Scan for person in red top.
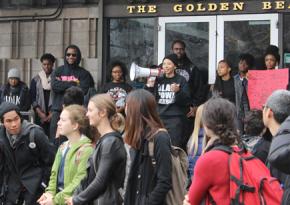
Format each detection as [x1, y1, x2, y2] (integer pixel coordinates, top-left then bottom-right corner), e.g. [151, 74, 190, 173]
[184, 97, 240, 205]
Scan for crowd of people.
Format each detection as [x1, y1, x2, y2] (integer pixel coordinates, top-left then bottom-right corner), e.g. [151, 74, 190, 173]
[0, 40, 289, 205]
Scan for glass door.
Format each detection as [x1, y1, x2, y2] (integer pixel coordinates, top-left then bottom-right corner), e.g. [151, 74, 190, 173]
[158, 14, 279, 84]
[217, 14, 279, 72]
[158, 16, 217, 83]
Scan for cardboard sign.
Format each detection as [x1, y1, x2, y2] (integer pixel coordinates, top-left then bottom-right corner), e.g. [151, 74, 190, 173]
[248, 69, 289, 109]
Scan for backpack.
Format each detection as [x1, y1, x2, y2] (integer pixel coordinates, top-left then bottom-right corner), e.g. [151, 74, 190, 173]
[212, 145, 283, 205]
[148, 128, 188, 205]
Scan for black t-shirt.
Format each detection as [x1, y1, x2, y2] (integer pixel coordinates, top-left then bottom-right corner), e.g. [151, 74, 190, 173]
[154, 74, 190, 116]
[43, 89, 50, 114]
[101, 82, 132, 107]
[221, 78, 235, 104]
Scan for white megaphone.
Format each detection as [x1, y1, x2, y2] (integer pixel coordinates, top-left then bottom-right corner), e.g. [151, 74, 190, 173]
[130, 62, 163, 81]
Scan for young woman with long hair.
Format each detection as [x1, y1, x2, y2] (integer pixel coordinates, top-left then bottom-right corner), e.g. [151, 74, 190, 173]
[38, 105, 94, 205]
[66, 94, 127, 205]
[187, 104, 205, 179]
[124, 89, 172, 205]
[185, 97, 240, 204]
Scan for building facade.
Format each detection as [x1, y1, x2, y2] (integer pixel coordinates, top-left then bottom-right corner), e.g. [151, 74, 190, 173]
[105, 0, 290, 84]
[1, 0, 290, 86]
[0, 0, 101, 86]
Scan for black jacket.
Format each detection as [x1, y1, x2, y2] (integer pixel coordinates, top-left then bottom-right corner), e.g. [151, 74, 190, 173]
[0, 120, 54, 204]
[268, 116, 290, 205]
[0, 81, 31, 111]
[124, 130, 172, 205]
[51, 45, 93, 112]
[73, 132, 127, 205]
[175, 55, 206, 106]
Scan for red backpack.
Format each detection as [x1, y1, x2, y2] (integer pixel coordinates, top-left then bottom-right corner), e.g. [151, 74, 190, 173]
[212, 145, 283, 205]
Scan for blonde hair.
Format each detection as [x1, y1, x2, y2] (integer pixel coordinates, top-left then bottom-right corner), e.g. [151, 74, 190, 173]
[89, 94, 123, 132]
[187, 104, 204, 155]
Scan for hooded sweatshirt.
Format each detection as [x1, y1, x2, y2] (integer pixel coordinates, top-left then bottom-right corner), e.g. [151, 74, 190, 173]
[267, 116, 290, 205]
[0, 119, 54, 203]
[51, 45, 93, 111]
[0, 81, 31, 111]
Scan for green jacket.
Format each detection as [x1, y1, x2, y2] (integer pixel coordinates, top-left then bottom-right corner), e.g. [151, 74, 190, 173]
[46, 136, 94, 205]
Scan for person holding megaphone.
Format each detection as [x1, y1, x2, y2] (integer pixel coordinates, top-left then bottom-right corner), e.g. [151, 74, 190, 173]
[145, 54, 191, 150]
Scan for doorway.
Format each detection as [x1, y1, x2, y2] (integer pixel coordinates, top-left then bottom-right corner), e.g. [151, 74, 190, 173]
[158, 14, 279, 84]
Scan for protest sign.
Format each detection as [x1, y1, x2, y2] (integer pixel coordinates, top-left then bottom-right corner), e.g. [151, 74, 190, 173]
[248, 69, 289, 109]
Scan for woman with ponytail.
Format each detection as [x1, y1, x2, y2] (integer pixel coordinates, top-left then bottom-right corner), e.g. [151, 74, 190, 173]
[66, 94, 127, 205]
[185, 97, 240, 205]
[38, 105, 94, 205]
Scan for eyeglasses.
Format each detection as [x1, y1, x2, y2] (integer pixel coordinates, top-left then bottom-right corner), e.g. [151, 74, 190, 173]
[66, 53, 77, 57]
[262, 104, 271, 110]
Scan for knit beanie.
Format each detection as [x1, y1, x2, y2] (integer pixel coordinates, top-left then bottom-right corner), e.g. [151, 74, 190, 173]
[8, 68, 20, 79]
[163, 54, 179, 67]
[0, 102, 21, 121]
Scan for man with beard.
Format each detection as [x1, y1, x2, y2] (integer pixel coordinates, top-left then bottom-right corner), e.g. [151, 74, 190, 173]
[171, 40, 204, 148]
[234, 53, 254, 134]
[49, 45, 93, 141]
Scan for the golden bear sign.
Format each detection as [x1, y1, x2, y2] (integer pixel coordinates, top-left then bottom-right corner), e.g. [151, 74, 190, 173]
[126, 1, 290, 14]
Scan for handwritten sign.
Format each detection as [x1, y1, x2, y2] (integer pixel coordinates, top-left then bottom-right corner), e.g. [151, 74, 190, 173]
[248, 69, 289, 109]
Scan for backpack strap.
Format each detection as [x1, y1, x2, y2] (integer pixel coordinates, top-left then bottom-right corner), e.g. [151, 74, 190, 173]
[148, 128, 168, 168]
[214, 144, 256, 204]
[75, 143, 94, 165]
[28, 128, 37, 149]
[211, 144, 233, 154]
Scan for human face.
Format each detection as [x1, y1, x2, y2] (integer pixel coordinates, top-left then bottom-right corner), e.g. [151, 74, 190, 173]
[162, 59, 176, 77]
[8, 78, 19, 87]
[265, 54, 277, 70]
[57, 110, 77, 136]
[3, 111, 21, 135]
[86, 101, 101, 127]
[66, 48, 77, 65]
[41, 59, 54, 75]
[172, 42, 185, 59]
[217, 62, 231, 77]
[111, 66, 123, 83]
[238, 60, 249, 73]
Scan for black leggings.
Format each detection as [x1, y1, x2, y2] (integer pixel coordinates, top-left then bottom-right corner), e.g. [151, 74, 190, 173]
[160, 116, 187, 151]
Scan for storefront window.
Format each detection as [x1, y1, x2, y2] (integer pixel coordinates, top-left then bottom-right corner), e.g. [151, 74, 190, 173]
[164, 22, 209, 82]
[109, 18, 155, 70]
[283, 14, 290, 68]
[224, 20, 270, 71]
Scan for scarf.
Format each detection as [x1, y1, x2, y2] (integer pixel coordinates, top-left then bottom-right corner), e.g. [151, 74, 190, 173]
[38, 70, 51, 90]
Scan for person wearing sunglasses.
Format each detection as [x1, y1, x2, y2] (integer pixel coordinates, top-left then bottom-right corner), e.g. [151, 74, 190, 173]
[50, 45, 94, 144]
